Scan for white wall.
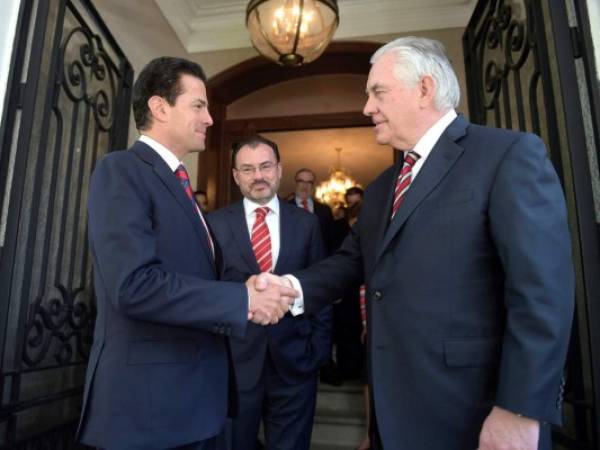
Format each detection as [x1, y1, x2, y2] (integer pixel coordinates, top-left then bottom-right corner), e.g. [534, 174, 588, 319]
[589, 0, 600, 81]
[0, 0, 22, 127]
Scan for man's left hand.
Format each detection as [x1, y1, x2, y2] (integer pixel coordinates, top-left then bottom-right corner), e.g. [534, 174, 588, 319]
[478, 406, 539, 450]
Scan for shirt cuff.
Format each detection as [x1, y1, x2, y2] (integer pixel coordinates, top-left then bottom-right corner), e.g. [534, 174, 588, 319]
[283, 274, 304, 316]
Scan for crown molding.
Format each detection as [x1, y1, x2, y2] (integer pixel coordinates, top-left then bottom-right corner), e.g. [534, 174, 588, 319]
[155, 0, 476, 53]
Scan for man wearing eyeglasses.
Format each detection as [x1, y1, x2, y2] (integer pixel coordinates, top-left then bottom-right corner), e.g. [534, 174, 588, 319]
[208, 136, 333, 450]
[291, 168, 336, 255]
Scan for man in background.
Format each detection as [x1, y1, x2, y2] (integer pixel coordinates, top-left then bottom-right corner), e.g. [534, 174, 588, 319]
[345, 186, 364, 213]
[194, 189, 209, 213]
[291, 168, 335, 255]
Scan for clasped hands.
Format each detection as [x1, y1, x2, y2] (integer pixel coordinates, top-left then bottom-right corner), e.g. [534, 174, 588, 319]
[245, 273, 296, 325]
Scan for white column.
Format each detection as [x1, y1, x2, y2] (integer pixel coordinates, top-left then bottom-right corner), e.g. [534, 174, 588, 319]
[588, 0, 600, 81]
[0, 0, 22, 127]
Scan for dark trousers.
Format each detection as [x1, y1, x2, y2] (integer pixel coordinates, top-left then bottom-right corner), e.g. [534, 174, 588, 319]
[224, 356, 318, 450]
[98, 435, 220, 450]
[173, 436, 221, 450]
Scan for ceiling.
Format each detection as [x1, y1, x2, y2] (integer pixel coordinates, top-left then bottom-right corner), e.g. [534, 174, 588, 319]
[155, 0, 478, 54]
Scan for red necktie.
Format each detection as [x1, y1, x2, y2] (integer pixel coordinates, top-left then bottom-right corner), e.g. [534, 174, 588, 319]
[251, 207, 272, 272]
[175, 164, 214, 255]
[301, 199, 309, 211]
[391, 151, 420, 219]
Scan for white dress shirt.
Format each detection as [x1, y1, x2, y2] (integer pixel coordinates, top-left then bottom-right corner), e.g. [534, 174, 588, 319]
[139, 134, 180, 171]
[138, 134, 214, 255]
[409, 109, 457, 181]
[243, 196, 281, 271]
[285, 109, 459, 315]
[294, 195, 314, 213]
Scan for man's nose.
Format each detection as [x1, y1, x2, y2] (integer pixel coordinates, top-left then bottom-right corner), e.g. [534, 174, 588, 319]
[363, 96, 375, 116]
[205, 110, 214, 126]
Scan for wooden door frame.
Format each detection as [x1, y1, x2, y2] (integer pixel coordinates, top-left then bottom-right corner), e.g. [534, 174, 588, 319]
[202, 41, 381, 208]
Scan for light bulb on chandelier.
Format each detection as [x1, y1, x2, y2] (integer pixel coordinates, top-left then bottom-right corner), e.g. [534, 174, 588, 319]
[315, 147, 361, 208]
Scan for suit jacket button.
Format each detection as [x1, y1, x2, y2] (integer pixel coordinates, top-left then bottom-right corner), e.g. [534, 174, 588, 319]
[372, 291, 383, 301]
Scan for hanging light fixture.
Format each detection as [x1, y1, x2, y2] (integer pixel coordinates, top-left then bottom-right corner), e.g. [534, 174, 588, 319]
[315, 148, 361, 208]
[246, 0, 339, 67]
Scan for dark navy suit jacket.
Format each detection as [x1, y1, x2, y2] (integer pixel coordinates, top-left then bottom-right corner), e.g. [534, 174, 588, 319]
[290, 197, 336, 255]
[294, 115, 575, 450]
[77, 141, 248, 449]
[208, 199, 332, 390]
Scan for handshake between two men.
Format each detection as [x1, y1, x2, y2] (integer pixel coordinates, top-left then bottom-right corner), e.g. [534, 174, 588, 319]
[245, 273, 295, 325]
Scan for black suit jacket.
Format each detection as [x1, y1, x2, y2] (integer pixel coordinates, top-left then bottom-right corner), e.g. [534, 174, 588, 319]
[294, 115, 574, 449]
[78, 142, 247, 449]
[290, 198, 336, 255]
[208, 199, 332, 389]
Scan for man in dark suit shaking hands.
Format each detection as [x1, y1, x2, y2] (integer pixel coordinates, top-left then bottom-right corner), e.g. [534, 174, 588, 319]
[77, 57, 296, 450]
[208, 136, 332, 450]
[260, 37, 574, 450]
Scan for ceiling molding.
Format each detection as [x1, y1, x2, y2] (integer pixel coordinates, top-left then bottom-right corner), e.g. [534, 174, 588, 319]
[155, 0, 477, 54]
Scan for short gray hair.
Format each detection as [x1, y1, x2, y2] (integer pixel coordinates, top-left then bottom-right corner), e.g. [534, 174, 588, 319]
[371, 36, 460, 111]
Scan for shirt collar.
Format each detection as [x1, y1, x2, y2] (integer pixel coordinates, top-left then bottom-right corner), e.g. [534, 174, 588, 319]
[243, 196, 280, 218]
[411, 109, 458, 160]
[295, 196, 313, 207]
[139, 134, 181, 171]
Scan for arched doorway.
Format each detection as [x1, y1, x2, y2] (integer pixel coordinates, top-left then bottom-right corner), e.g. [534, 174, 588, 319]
[201, 41, 381, 207]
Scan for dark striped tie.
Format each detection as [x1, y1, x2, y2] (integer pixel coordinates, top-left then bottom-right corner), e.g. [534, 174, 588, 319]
[174, 164, 214, 255]
[391, 151, 420, 219]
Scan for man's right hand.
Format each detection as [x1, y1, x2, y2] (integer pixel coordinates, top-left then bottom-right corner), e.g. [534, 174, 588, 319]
[246, 274, 298, 325]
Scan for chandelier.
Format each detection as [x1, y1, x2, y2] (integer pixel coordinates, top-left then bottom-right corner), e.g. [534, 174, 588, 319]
[315, 148, 361, 208]
[246, 0, 339, 66]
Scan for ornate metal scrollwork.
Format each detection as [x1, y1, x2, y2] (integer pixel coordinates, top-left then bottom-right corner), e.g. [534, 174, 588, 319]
[471, 0, 542, 131]
[60, 27, 116, 132]
[23, 284, 95, 367]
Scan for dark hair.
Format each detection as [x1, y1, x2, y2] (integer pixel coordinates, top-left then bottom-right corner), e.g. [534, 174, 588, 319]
[193, 189, 207, 197]
[345, 186, 364, 198]
[231, 135, 280, 168]
[295, 168, 316, 181]
[132, 57, 207, 130]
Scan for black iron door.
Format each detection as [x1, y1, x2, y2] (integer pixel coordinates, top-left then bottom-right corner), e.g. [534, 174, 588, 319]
[463, 1, 600, 449]
[0, 0, 132, 448]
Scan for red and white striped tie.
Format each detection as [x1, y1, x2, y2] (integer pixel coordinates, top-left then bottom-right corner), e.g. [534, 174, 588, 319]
[391, 151, 420, 219]
[251, 207, 272, 272]
[175, 164, 214, 256]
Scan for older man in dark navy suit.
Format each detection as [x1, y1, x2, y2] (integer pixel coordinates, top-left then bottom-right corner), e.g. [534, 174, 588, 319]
[261, 37, 574, 450]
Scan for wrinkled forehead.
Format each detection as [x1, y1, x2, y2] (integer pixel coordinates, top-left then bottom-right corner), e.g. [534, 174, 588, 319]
[366, 54, 397, 89]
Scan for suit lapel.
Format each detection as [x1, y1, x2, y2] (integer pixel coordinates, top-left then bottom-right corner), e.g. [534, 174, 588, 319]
[273, 199, 292, 274]
[374, 116, 468, 265]
[228, 201, 261, 273]
[371, 167, 398, 261]
[132, 142, 215, 266]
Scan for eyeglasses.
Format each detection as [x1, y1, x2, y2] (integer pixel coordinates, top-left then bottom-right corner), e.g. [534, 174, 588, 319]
[235, 162, 278, 176]
[295, 179, 314, 185]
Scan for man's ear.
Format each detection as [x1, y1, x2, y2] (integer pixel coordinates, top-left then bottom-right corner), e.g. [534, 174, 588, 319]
[147, 95, 168, 124]
[418, 75, 436, 108]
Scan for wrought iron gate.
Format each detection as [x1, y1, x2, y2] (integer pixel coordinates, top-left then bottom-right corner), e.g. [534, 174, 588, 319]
[0, 0, 132, 448]
[463, 1, 600, 449]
